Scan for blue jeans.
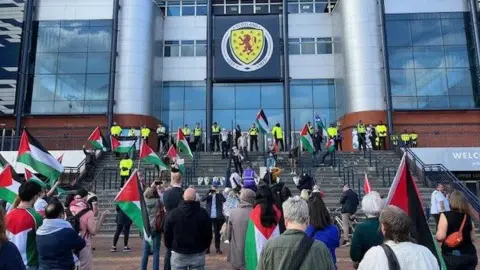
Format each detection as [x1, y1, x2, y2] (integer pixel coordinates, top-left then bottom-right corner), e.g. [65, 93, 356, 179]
[164, 248, 172, 270]
[141, 231, 161, 270]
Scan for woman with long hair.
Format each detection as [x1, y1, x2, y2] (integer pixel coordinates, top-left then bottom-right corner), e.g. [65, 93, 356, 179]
[436, 191, 477, 270]
[0, 206, 26, 269]
[306, 193, 340, 267]
[141, 183, 163, 270]
[245, 185, 282, 270]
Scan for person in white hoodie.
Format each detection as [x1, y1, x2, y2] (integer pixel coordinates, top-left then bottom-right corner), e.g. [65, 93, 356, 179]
[220, 128, 230, 159]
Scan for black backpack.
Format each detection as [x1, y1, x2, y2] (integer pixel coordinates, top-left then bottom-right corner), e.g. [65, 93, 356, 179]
[66, 208, 90, 233]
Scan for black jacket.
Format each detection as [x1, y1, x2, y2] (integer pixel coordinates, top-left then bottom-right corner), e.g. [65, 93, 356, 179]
[164, 201, 212, 254]
[201, 192, 226, 219]
[270, 182, 289, 233]
[115, 205, 132, 225]
[83, 148, 96, 165]
[340, 189, 359, 214]
[163, 187, 184, 212]
[297, 173, 314, 191]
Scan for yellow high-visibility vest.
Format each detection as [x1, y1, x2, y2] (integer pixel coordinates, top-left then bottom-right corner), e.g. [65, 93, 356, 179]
[182, 128, 191, 136]
[141, 128, 150, 138]
[249, 127, 258, 136]
[111, 125, 122, 136]
[327, 127, 338, 137]
[376, 125, 387, 137]
[357, 124, 366, 134]
[212, 126, 220, 134]
[308, 125, 314, 134]
[410, 133, 418, 140]
[194, 128, 202, 136]
[272, 126, 283, 139]
[401, 134, 410, 142]
[119, 159, 133, 176]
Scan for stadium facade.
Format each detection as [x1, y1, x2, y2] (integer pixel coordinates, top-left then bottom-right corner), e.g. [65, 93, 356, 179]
[0, 0, 479, 150]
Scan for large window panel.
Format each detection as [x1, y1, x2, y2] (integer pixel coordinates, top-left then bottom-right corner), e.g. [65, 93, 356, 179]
[35, 53, 58, 74]
[87, 53, 110, 73]
[415, 69, 448, 96]
[181, 40, 195, 56]
[444, 46, 469, 68]
[410, 19, 443, 46]
[300, 38, 315, 54]
[417, 96, 449, 109]
[184, 86, 206, 109]
[31, 101, 55, 113]
[413, 46, 445, 69]
[447, 69, 474, 95]
[236, 85, 260, 109]
[32, 75, 56, 101]
[449, 95, 475, 108]
[291, 109, 313, 130]
[288, 39, 300, 55]
[291, 84, 313, 108]
[392, 97, 417, 109]
[386, 21, 412, 47]
[55, 74, 86, 101]
[213, 86, 235, 109]
[442, 19, 467, 46]
[163, 86, 184, 110]
[57, 53, 87, 74]
[84, 101, 108, 113]
[264, 109, 284, 129]
[37, 26, 60, 52]
[388, 47, 414, 69]
[54, 100, 84, 113]
[235, 109, 259, 129]
[85, 74, 109, 100]
[390, 69, 417, 96]
[184, 110, 206, 127]
[213, 110, 235, 129]
[162, 110, 184, 129]
[87, 27, 111, 52]
[312, 83, 335, 108]
[261, 85, 283, 109]
[59, 26, 89, 52]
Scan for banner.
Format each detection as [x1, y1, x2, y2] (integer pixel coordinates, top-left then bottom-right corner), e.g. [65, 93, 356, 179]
[213, 15, 281, 82]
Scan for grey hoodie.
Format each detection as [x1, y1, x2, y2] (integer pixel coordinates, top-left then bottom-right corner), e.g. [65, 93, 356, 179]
[145, 197, 159, 230]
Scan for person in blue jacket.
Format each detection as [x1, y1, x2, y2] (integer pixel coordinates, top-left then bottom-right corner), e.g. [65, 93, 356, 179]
[306, 192, 340, 267]
[36, 201, 86, 270]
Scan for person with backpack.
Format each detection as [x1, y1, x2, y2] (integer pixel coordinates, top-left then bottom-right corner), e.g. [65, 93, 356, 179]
[111, 205, 132, 252]
[36, 201, 86, 270]
[69, 188, 108, 270]
[141, 183, 164, 270]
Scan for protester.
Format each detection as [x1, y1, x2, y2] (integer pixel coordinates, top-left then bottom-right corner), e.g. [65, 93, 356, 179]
[69, 188, 108, 270]
[37, 201, 86, 270]
[201, 183, 226, 254]
[111, 204, 132, 252]
[257, 196, 335, 270]
[221, 128, 229, 159]
[34, 181, 60, 217]
[227, 189, 255, 270]
[0, 203, 26, 270]
[306, 193, 340, 267]
[430, 183, 450, 226]
[232, 147, 243, 174]
[162, 171, 184, 270]
[222, 189, 239, 227]
[339, 184, 359, 246]
[358, 205, 439, 270]
[319, 136, 335, 167]
[436, 191, 477, 270]
[141, 183, 164, 270]
[271, 177, 291, 234]
[5, 181, 42, 269]
[234, 125, 242, 148]
[288, 145, 299, 175]
[164, 188, 212, 270]
[238, 133, 248, 159]
[229, 168, 243, 192]
[350, 191, 384, 268]
[294, 172, 315, 192]
[83, 145, 97, 177]
[242, 165, 260, 192]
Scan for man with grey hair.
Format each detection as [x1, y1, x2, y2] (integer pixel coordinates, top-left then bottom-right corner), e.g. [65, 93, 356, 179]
[358, 205, 439, 270]
[257, 196, 335, 270]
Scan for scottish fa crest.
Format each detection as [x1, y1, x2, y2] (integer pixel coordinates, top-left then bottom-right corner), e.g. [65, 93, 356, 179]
[221, 22, 274, 72]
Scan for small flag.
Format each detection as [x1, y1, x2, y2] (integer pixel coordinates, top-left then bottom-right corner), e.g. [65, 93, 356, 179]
[17, 130, 64, 180]
[88, 127, 107, 151]
[255, 109, 269, 134]
[0, 165, 21, 204]
[111, 136, 136, 153]
[314, 113, 328, 138]
[385, 153, 446, 269]
[25, 168, 48, 188]
[300, 124, 315, 154]
[326, 137, 335, 153]
[363, 172, 371, 194]
[114, 170, 151, 243]
[166, 146, 185, 173]
[57, 154, 64, 164]
[177, 129, 193, 159]
[139, 140, 168, 171]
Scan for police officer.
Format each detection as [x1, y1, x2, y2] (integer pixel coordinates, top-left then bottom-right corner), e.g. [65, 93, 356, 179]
[182, 124, 191, 143]
[119, 154, 133, 188]
[193, 122, 202, 151]
[211, 122, 221, 152]
[141, 124, 150, 144]
[249, 123, 259, 152]
[375, 121, 388, 150]
[156, 123, 166, 152]
[272, 123, 284, 151]
[357, 120, 367, 151]
[128, 127, 136, 137]
[111, 122, 122, 138]
[410, 131, 418, 148]
[307, 121, 314, 136]
[401, 130, 411, 147]
[327, 124, 338, 150]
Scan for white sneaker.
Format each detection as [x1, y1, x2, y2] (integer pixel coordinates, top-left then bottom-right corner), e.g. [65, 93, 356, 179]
[224, 240, 229, 243]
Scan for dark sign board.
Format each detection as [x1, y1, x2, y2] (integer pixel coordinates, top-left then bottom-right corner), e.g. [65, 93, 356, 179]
[213, 14, 282, 82]
[453, 171, 480, 181]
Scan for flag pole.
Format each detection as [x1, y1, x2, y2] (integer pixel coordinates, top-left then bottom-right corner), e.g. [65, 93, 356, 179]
[137, 138, 143, 170]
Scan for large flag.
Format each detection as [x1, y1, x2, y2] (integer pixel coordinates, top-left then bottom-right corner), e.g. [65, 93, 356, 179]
[300, 124, 315, 154]
[363, 172, 371, 194]
[110, 136, 135, 153]
[88, 127, 107, 150]
[245, 205, 281, 270]
[177, 128, 193, 159]
[314, 113, 328, 138]
[17, 130, 64, 180]
[166, 146, 185, 173]
[385, 154, 446, 269]
[0, 165, 21, 204]
[24, 168, 48, 188]
[114, 170, 151, 243]
[139, 140, 168, 171]
[255, 109, 269, 134]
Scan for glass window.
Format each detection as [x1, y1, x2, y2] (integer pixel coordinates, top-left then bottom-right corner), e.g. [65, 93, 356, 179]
[87, 27, 111, 52]
[184, 86, 206, 109]
[415, 69, 448, 96]
[195, 40, 206, 56]
[314, 1, 327, 13]
[181, 40, 195, 57]
[291, 109, 313, 130]
[410, 19, 442, 46]
[241, 5, 254, 14]
[31, 101, 55, 114]
[270, 4, 282, 13]
[235, 110, 258, 129]
[413, 46, 445, 69]
[392, 97, 417, 109]
[59, 26, 88, 52]
[84, 100, 107, 113]
[87, 53, 110, 73]
[167, 5, 181, 16]
[449, 95, 475, 108]
[196, 5, 207, 15]
[32, 75, 56, 101]
[182, 5, 195, 15]
[288, 38, 300, 55]
[417, 96, 449, 108]
[162, 110, 184, 129]
[300, 38, 315, 54]
[300, 3, 313, 13]
[291, 84, 313, 108]
[235, 85, 260, 109]
[288, 3, 298, 13]
[54, 100, 84, 113]
[313, 83, 335, 108]
[316, 41, 332, 54]
[264, 109, 284, 129]
[444, 46, 469, 68]
[226, 5, 239, 14]
[447, 69, 474, 96]
[163, 86, 184, 110]
[213, 110, 235, 129]
[442, 19, 467, 46]
[213, 86, 235, 109]
[35, 53, 58, 74]
[255, 5, 268, 13]
[184, 110, 206, 127]
[55, 74, 86, 101]
[164, 41, 180, 57]
[37, 26, 60, 52]
[57, 53, 87, 74]
[386, 21, 412, 47]
[388, 47, 414, 69]
[85, 74, 109, 100]
[213, 6, 225, 14]
[390, 69, 417, 96]
[261, 85, 283, 109]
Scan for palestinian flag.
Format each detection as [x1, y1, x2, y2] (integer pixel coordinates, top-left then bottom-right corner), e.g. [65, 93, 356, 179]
[177, 128, 193, 159]
[245, 205, 281, 270]
[139, 140, 168, 171]
[88, 127, 107, 150]
[111, 136, 135, 153]
[314, 113, 328, 137]
[17, 130, 64, 180]
[300, 124, 315, 154]
[114, 170, 151, 243]
[363, 172, 371, 194]
[326, 137, 335, 153]
[0, 165, 21, 204]
[166, 146, 185, 173]
[24, 168, 47, 188]
[385, 153, 446, 269]
[255, 109, 269, 134]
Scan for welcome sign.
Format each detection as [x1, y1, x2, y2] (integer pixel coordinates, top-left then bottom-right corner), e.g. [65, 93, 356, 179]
[410, 148, 480, 171]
